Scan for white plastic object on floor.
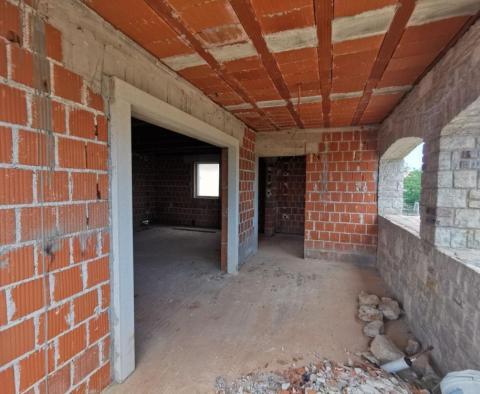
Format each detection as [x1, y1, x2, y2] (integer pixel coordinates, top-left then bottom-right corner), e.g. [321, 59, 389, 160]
[381, 357, 412, 373]
[440, 370, 480, 394]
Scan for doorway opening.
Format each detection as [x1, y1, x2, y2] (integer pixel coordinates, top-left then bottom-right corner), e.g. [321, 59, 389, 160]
[108, 77, 240, 382]
[258, 156, 306, 257]
[130, 118, 226, 364]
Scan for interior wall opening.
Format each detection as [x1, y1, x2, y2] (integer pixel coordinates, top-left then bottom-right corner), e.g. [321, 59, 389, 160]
[130, 118, 226, 363]
[258, 156, 306, 257]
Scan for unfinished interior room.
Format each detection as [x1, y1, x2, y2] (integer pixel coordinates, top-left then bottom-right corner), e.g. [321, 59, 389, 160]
[0, 0, 479, 393]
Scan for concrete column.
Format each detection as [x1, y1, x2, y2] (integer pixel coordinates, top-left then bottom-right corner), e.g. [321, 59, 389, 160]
[220, 148, 228, 271]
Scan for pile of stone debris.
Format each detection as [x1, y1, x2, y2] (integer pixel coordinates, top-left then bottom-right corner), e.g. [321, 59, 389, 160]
[215, 359, 421, 394]
[356, 291, 441, 392]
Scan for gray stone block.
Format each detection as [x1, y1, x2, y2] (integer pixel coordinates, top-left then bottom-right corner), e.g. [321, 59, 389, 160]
[454, 170, 477, 188]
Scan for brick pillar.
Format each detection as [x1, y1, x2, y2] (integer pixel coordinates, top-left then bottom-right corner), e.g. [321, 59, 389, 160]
[264, 158, 276, 236]
[220, 148, 228, 271]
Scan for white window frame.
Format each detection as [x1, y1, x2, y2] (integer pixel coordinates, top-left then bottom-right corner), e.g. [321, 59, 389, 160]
[194, 161, 220, 199]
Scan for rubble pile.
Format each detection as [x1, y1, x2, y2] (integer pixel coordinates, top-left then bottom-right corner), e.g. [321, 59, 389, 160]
[357, 291, 402, 338]
[356, 292, 441, 391]
[215, 292, 439, 393]
[215, 359, 418, 394]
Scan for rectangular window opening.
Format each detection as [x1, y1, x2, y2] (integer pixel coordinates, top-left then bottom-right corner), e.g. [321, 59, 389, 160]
[195, 162, 220, 198]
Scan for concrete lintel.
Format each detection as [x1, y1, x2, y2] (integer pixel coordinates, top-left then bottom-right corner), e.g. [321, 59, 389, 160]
[256, 126, 379, 157]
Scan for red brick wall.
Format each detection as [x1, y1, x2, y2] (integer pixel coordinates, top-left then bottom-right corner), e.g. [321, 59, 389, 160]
[304, 129, 378, 263]
[132, 154, 221, 229]
[0, 2, 111, 393]
[239, 128, 256, 262]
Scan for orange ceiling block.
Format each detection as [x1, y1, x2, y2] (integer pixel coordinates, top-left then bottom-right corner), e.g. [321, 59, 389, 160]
[298, 102, 323, 124]
[86, 0, 193, 58]
[250, 0, 311, 16]
[394, 16, 468, 60]
[169, 0, 248, 47]
[229, 68, 271, 82]
[334, 50, 378, 78]
[259, 9, 314, 34]
[297, 81, 322, 97]
[387, 52, 438, 73]
[331, 97, 360, 116]
[169, 0, 238, 31]
[223, 56, 263, 72]
[178, 64, 216, 80]
[248, 88, 282, 101]
[275, 47, 317, 64]
[240, 76, 277, 90]
[275, 48, 319, 95]
[363, 91, 405, 115]
[334, 0, 398, 18]
[332, 75, 368, 94]
[196, 24, 248, 46]
[378, 16, 469, 88]
[284, 71, 320, 87]
[333, 35, 384, 56]
[377, 67, 424, 88]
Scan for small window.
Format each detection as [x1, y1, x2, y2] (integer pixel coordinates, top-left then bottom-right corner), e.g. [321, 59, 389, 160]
[195, 163, 220, 198]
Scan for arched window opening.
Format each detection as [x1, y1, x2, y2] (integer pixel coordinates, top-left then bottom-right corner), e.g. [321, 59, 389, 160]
[402, 143, 423, 216]
[378, 137, 424, 233]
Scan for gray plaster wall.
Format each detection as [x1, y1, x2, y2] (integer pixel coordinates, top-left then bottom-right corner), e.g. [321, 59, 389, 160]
[377, 217, 480, 373]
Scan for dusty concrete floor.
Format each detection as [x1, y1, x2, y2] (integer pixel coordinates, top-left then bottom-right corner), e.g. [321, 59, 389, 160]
[106, 226, 409, 394]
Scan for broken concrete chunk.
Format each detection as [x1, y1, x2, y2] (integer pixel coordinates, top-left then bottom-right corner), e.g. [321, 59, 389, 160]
[379, 297, 401, 320]
[370, 335, 405, 363]
[363, 320, 384, 338]
[405, 339, 420, 356]
[359, 351, 380, 365]
[358, 304, 383, 322]
[358, 291, 380, 306]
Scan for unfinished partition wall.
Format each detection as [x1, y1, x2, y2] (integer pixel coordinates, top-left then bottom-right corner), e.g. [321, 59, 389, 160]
[377, 20, 480, 373]
[304, 129, 378, 264]
[238, 128, 257, 263]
